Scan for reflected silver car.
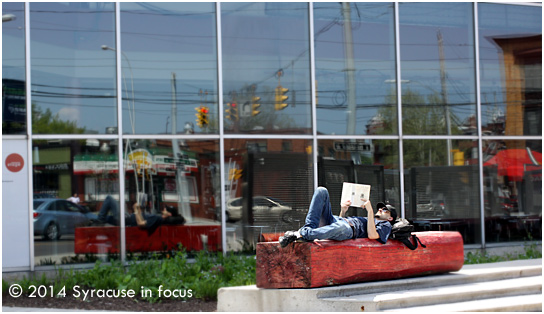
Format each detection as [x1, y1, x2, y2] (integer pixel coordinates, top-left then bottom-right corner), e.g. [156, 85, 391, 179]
[226, 196, 295, 223]
[33, 198, 98, 240]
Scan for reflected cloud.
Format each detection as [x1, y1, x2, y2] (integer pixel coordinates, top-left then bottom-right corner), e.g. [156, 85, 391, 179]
[58, 107, 80, 123]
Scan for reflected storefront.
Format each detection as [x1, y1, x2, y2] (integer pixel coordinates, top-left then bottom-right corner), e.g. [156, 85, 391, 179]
[484, 140, 542, 243]
[478, 4, 542, 137]
[2, 2, 541, 269]
[32, 139, 121, 265]
[403, 139, 481, 244]
[120, 139, 222, 254]
[223, 139, 313, 250]
[32, 138, 222, 265]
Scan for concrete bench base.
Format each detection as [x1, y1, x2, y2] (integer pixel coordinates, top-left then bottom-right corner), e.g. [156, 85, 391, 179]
[256, 231, 464, 289]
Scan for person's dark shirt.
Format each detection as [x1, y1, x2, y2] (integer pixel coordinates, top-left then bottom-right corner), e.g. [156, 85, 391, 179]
[163, 215, 186, 225]
[345, 217, 392, 244]
[124, 213, 186, 233]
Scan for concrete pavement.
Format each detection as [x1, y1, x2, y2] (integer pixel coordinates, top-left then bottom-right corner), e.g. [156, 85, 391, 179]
[217, 258, 542, 312]
[3, 258, 542, 312]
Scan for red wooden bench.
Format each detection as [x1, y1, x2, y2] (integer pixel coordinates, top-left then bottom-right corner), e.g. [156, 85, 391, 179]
[256, 231, 464, 288]
[74, 225, 221, 254]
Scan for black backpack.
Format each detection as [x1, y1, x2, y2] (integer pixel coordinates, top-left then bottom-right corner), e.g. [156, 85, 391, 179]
[390, 218, 427, 250]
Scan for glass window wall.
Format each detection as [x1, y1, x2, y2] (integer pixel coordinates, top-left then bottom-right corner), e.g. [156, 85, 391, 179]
[403, 139, 481, 244]
[478, 3, 542, 136]
[32, 139, 120, 265]
[2, 2, 26, 135]
[317, 139, 401, 217]
[4, 2, 544, 269]
[314, 3, 397, 135]
[221, 3, 312, 134]
[30, 3, 116, 134]
[122, 138, 221, 255]
[399, 3, 477, 137]
[119, 3, 218, 135]
[224, 138, 314, 250]
[483, 139, 542, 242]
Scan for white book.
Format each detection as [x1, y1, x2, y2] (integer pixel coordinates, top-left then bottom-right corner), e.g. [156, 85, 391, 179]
[341, 182, 371, 207]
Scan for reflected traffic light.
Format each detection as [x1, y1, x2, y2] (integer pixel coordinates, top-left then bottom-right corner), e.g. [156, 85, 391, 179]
[225, 102, 239, 121]
[275, 85, 289, 110]
[195, 106, 209, 128]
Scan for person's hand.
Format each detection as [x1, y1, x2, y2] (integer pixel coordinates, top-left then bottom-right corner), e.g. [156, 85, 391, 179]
[360, 198, 370, 209]
[341, 199, 351, 211]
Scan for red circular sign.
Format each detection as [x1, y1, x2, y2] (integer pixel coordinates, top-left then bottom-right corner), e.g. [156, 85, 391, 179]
[5, 153, 24, 173]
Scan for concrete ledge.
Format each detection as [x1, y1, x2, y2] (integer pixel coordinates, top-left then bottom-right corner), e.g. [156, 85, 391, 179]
[217, 259, 542, 312]
[320, 276, 542, 311]
[383, 294, 543, 312]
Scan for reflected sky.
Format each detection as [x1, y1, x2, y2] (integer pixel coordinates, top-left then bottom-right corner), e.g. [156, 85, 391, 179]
[30, 2, 116, 134]
[314, 2, 396, 135]
[7, 2, 541, 136]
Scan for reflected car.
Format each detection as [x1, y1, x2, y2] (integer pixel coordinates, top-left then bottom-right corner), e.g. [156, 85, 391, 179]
[33, 198, 98, 240]
[431, 199, 448, 216]
[417, 199, 448, 217]
[225, 196, 298, 223]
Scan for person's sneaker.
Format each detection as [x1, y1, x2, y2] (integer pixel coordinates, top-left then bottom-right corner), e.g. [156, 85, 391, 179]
[279, 231, 298, 248]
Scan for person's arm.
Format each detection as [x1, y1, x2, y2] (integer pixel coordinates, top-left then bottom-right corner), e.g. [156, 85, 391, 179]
[339, 200, 351, 218]
[133, 204, 147, 227]
[362, 200, 380, 240]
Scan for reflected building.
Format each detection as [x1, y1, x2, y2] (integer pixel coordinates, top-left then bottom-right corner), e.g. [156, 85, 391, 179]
[2, 2, 541, 271]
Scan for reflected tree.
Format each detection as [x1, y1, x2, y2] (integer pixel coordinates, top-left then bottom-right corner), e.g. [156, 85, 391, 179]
[377, 88, 462, 168]
[32, 104, 86, 134]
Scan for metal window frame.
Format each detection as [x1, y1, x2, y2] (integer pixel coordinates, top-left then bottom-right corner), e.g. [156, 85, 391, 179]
[11, 1, 543, 270]
[309, 2, 318, 192]
[114, 2, 126, 263]
[473, 2, 486, 248]
[216, 2, 227, 255]
[394, 2, 405, 219]
[25, 1, 34, 271]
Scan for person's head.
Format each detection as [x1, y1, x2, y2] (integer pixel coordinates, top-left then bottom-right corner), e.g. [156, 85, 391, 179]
[375, 202, 397, 222]
[162, 205, 179, 218]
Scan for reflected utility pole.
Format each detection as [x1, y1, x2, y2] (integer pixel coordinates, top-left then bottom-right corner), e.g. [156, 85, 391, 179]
[171, 73, 192, 222]
[342, 2, 360, 165]
[437, 29, 452, 165]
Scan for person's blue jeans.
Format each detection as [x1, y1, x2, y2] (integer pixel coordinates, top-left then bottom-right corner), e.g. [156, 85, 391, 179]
[97, 195, 120, 226]
[298, 187, 353, 241]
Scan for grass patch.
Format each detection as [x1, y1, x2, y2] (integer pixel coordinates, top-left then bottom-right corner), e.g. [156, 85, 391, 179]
[5, 249, 256, 303]
[465, 242, 542, 265]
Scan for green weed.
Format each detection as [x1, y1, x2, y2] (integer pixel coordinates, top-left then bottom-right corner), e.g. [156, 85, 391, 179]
[465, 243, 542, 264]
[9, 249, 256, 303]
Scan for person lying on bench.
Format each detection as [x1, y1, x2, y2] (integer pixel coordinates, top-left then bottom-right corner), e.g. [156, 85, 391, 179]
[279, 187, 397, 248]
[95, 196, 185, 231]
[132, 204, 186, 229]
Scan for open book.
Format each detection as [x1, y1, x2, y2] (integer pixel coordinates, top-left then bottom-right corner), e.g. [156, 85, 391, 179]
[341, 182, 371, 207]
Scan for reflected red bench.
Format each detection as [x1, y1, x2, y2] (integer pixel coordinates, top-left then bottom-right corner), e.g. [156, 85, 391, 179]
[257, 231, 464, 289]
[74, 225, 221, 254]
[259, 232, 282, 242]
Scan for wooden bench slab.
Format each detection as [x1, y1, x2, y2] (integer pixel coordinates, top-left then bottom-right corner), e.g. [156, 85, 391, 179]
[256, 231, 464, 289]
[74, 225, 221, 254]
